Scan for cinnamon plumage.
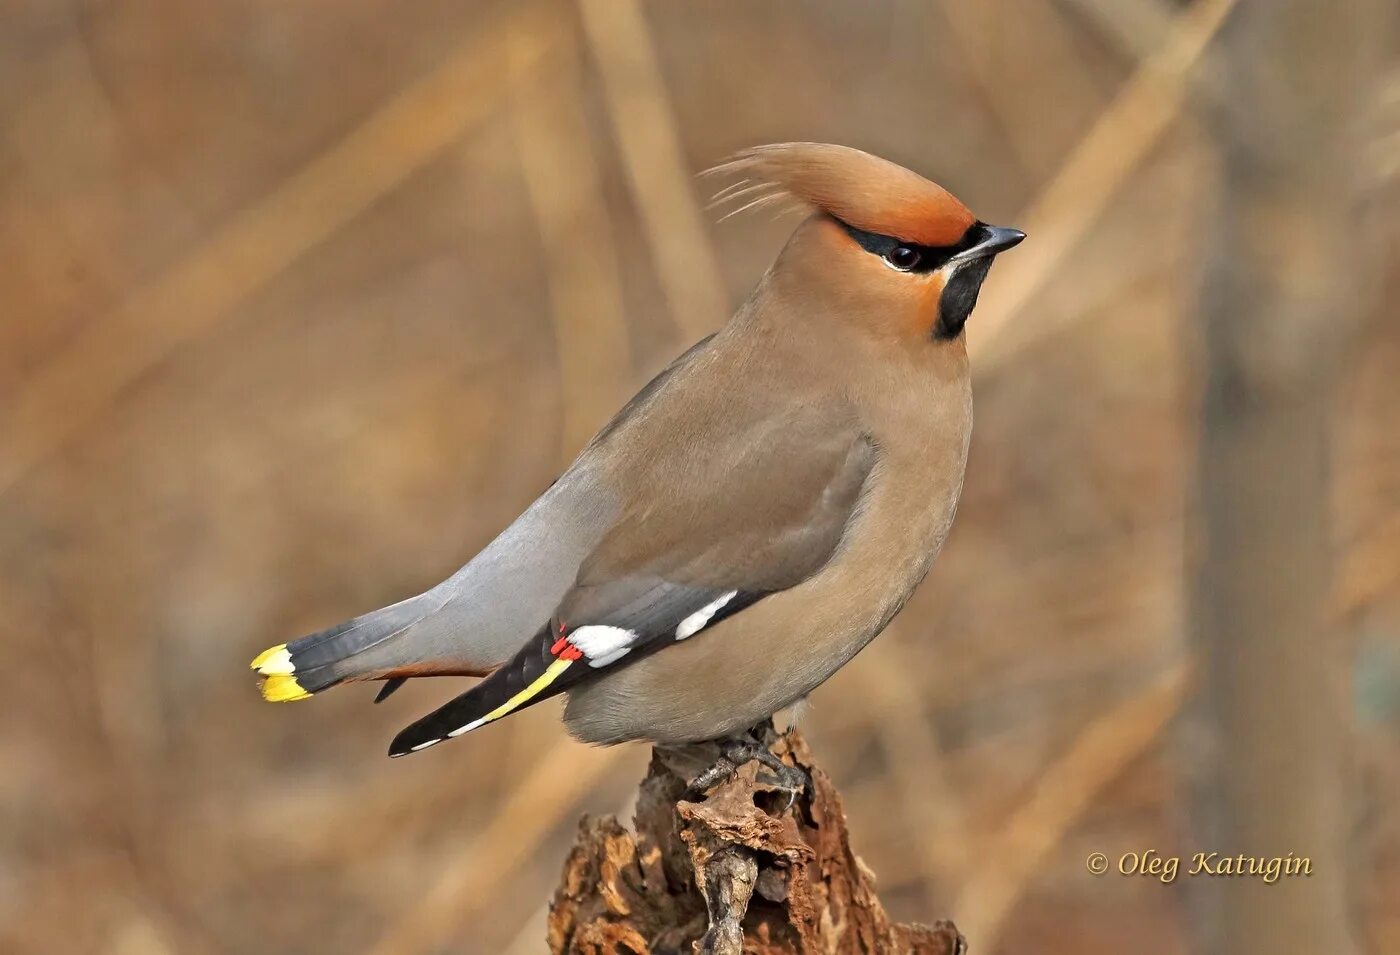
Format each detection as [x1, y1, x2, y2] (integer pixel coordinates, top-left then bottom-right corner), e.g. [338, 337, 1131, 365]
[251, 142, 1024, 760]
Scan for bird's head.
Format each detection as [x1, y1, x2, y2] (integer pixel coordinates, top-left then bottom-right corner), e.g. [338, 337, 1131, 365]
[711, 143, 1024, 343]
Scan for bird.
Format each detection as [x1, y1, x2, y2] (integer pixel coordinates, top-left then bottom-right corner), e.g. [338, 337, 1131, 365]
[250, 142, 1024, 770]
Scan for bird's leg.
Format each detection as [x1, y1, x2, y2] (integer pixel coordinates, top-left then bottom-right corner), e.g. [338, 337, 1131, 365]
[747, 745, 810, 804]
[685, 739, 747, 795]
[686, 727, 810, 804]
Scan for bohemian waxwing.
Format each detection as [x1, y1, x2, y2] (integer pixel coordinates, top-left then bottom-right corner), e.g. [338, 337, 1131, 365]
[251, 142, 1024, 759]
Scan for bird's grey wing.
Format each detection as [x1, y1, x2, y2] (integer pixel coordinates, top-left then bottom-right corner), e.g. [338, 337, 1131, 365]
[390, 335, 722, 669]
[268, 464, 618, 698]
[388, 405, 875, 755]
[383, 467, 616, 666]
[261, 338, 721, 697]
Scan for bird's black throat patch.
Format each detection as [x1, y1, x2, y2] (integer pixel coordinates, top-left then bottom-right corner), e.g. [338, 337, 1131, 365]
[935, 257, 993, 340]
[837, 218, 1001, 340]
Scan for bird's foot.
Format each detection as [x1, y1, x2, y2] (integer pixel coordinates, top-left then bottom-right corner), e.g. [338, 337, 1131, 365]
[686, 732, 810, 808]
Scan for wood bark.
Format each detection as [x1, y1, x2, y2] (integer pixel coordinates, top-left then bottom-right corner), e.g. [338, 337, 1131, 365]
[547, 726, 964, 955]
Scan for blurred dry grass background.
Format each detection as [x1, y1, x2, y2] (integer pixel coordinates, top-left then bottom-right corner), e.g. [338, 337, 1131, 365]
[1, 1, 1398, 953]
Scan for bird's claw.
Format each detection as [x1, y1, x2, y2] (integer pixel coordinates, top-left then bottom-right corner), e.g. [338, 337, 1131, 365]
[752, 754, 809, 810]
[686, 735, 809, 809]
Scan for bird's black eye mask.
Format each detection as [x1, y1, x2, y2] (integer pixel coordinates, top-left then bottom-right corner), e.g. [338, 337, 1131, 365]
[838, 219, 999, 340]
[839, 220, 982, 273]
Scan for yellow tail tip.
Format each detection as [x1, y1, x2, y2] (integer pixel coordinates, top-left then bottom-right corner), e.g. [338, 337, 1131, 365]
[250, 644, 294, 675]
[259, 673, 312, 702]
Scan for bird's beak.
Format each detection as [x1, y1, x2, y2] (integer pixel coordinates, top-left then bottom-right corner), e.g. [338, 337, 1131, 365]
[949, 223, 1026, 266]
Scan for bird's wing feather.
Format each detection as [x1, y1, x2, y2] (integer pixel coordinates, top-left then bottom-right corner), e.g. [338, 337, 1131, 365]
[259, 340, 727, 703]
[359, 338, 725, 680]
[389, 393, 875, 755]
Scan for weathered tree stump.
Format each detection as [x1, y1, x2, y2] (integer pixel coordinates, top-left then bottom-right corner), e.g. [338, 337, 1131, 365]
[548, 724, 965, 955]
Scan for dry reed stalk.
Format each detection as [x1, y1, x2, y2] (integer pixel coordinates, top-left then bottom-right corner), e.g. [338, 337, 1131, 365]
[1363, 67, 1400, 192]
[238, 714, 530, 867]
[849, 636, 972, 889]
[939, 0, 1104, 177]
[969, 0, 1238, 373]
[1340, 511, 1400, 618]
[0, 10, 552, 498]
[509, 24, 634, 461]
[951, 665, 1189, 950]
[1051, 0, 1176, 62]
[0, 577, 219, 955]
[501, 901, 551, 955]
[364, 738, 633, 955]
[575, 0, 730, 344]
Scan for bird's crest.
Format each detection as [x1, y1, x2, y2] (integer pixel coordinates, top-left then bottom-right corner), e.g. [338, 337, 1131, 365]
[706, 143, 974, 247]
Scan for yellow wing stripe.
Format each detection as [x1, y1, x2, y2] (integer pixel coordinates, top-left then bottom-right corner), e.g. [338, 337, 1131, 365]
[454, 657, 575, 735]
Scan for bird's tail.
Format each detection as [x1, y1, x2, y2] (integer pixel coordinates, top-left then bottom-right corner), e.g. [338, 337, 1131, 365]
[250, 595, 436, 702]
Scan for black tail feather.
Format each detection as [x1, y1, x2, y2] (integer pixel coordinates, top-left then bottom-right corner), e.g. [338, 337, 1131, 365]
[374, 678, 407, 703]
[270, 595, 432, 695]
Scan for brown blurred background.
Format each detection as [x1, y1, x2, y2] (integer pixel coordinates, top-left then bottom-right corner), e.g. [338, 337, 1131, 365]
[2, 1, 1398, 953]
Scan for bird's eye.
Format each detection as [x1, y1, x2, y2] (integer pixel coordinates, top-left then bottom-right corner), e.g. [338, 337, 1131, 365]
[886, 246, 921, 271]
